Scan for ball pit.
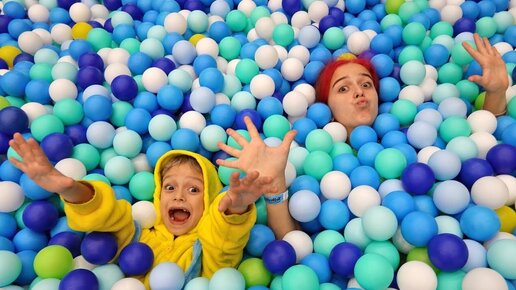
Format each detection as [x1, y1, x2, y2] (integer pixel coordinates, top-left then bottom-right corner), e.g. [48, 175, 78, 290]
[0, 0, 515, 289]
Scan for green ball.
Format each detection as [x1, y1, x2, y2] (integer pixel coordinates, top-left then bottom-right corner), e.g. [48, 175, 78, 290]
[225, 10, 247, 32]
[113, 130, 143, 158]
[402, 22, 426, 45]
[305, 129, 334, 153]
[398, 45, 424, 65]
[384, 0, 404, 14]
[219, 36, 241, 61]
[255, 197, 268, 225]
[374, 148, 407, 179]
[362, 205, 399, 241]
[104, 155, 135, 185]
[235, 59, 259, 84]
[87, 28, 113, 51]
[344, 218, 372, 250]
[30, 114, 65, 141]
[507, 94, 516, 119]
[430, 21, 454, 39]
[390, 99, 417, 126]
[438, 62, 463, 84]
[313, 230, 345, 258]
[330, 142, 353, 158]
[354, 253, 394, 290]
[82, 173, 111, 185]
[263, 115, 291, 139]
[129, 171, 155, 201]
[72, 143, 100, 171]
[272, 23, 294, 47]
[303, 150, 333, 181]
[493, 11, 514, 34]
[223, 74, 242, 98]
[320, 283, 341, 290]
[322, 27, 345, 50]
[120, 38, 141, 54]
[100, 147, 118, 168]
[250, 6, 271, 26]
[365, 241, 400, 270]
[456, 80, 479, 103]
[487, 239, 516, 279]
[53, 99, 84, 125]
[5, 97, 25, 108]
[407, 247, 438, 272]
[398, 1, 420, 23]
[29, 63, 53, 82]
[437, 271, 465, 290]
[217, 158, 244, 186]
[227, 129, 251, 150]
[438, 116, 472, 143]
[33, 245, 73, 279]
[110, 101, 133, 127]
[380, 14, 402, 30]
[0, 250, 22, 287]
[200, 125, 227, 152]
[238, 258, 272, 287]
[476, 17, 497, 38]
[289, 146, 309, 175]
[282, 265, 319, 290]
[419, 36, 432, 51]
[451, 42, 474, 66]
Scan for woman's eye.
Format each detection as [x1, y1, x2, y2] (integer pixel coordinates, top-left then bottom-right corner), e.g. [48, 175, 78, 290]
[362, 82, 372, 88]
[338, 86, 348, 92]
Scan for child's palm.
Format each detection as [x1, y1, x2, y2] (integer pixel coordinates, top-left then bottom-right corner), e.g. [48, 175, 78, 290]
[219, 171, 275, 213]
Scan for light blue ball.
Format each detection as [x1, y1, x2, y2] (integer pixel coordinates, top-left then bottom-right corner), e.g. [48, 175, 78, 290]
[86, 121, 116, 149]
[377, 179, 404, 198]
[104, 156, 135, 185]
[432, 180, 470, 215]
[148, 114, 177, 142]
[149, 262, 185, 290]
[435, 215, 462, 238]
[289, 190, 321, 223]
[298, 25, 321, 49]
[427, 149, 461, 181]
[113, 129, 143, 158]
[0, 250, 22, 287]
[431, 83, 460, 104]
[209, 268, 245, 290]
[406, 121, 437, 149]
[190, 86, 216, 113]
[438, 97, 467, 118]
[31, 278, 60, 290]
[185, 277, 209, 290]
[318, 199, 349, 231]
[462, 239, 487, 272]
[414, 108, 442, 129]
[92, 264, 125, 290]
[172, 40, 197, 65]
[231, 91, 257, 111]
[210, 0, 231, 18]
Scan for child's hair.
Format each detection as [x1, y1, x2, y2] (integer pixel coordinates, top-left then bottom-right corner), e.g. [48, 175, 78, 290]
[160, 155, 202, 178]
[315, 58, 379, 104]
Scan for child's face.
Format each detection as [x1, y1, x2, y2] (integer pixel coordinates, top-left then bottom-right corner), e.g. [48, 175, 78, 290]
[159, 163, 205, 236]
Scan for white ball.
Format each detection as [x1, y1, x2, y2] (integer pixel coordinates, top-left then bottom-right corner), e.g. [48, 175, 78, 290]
[111, 278, 146, 290]
[493, 42, 513, 56]
[178, 111, 206, 134]
[399, 85, 425, 106]
[49, 79, 78, 101]
[497, 174, 516, 206]
[90, 4, 109, 19]
[0, 181, 25, 213]
[467, 110, 497, 134]
[397, 261, 437, 290]
[323, 122, 347, 143]
[417, 146, 441, 164]
[281, 58, 304, 82]
[441, 4, 462, 24]
[226, 59, 239, 76]
[33, 28, 52, 45]
[347, 185, 381, 217]
[308, 0, 329, 22]
[254, 45, 278, 70]
[291, 11, 311, 29]
[424, 64, 439, 80]
[288, 190, 321, 222]
[285, 161, 296, 187]
[69, 3, 92, 23]
[271, 11, 288, 24]
[320, 171, 351, 200]
[347, 31, 370, 55]
[73, 255, 96, 270]
[255, 17, 275, 40]
[132, 201, 157, 229]
[51, 24, 72, 44]
[363, 29, 377, 40]
[164, 13, 187, 34]
[237, 0, 256, 16]
[96, 48, 111, 66]
[132, 153, 152, 173]
[471, 176, 509, 209]
[429, 0, 447, 10]
[288, 45, 310, 65]
[462, 268, 508, 290]
[142, 67, 169, 93]
[195, 37, 218, 58]
[215, 93, 230, 105]
[216, 57, 228, 73]
[469, 132, 497, 158]
[294, 83, 316, 105]
[392, 228, 415, 254]
[21, 102, 49, 124]
[250, 74, 275, 99]
[283, 230, 313, 262]
[28, 4, 50, 23]
[267, 0, 282, 10]
[107, 48, 130, 65]
[18, 31, 44, 55]
[282, 91, 308, 117]
[104, 63, 131, 84]
[55, 158, 87, 180]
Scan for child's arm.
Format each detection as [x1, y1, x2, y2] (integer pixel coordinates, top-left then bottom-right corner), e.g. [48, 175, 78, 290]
[9, 133, 93, 203]
[217, 116, 298, 239]
[462, 33, 509, 116]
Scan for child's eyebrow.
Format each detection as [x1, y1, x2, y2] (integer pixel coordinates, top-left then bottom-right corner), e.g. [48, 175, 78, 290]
[162, 174, 204, 184]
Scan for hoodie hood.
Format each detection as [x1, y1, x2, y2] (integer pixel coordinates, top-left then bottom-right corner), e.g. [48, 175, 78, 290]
[152, 150, 222, 235]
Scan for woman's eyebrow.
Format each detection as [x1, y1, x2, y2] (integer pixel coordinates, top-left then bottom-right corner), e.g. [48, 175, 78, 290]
[332, 73, 373, 88]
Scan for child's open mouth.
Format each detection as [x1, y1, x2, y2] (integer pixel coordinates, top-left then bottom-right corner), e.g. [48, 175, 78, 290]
[169, 208, 191, 224]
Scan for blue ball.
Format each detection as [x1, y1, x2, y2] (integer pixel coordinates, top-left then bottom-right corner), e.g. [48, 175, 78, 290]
[3, 1, 26, 19]
[379, 77, 400, 102]
[193, 54, 217, 75]
[157, 85, 184, 112]
[505, 25, 516, 46]
[458, 158, 494, 188]
[0, 236, 14, 251]
[289, 175, 321, 196]
[125, 108, 152, 134]
[128, 52, 153, 75]
[382, 190, 415, 222]
[40, 133, 74, 162]
[486, 144, 516, 174]
[25, 80, 51, 104]
[319, 199, 350, 231]
[502, 122, 516, 146]
[208, 20, 231, 42]
[81, 232, 118, 265]
[171, 128, 199, 152]
[393, 143, 417, 165]
[373, 113, 400, 138]
[301, 253, 332, 283]
[424, 44, 449, 68]
[15, 250, 37, 285]
[292, 118, 317, 145]
[210, 104, 236, 129]
[370, 34, 393, 55]
[78, 52, 104, 70]
[84, 95, 113, 121]
[304, 61, 325, 84]
[199, 67, 225, 93]
[428, 233, 468, 271]
[68, 40, 93, 60]
[256, 97, 283, 120]
[328, 242, 362, 277]
[0, 106, 29, 135]
[371, 53, 394, 78]
[413, 195, 439, 217]
[357, 142, 384, 167]
[134, 91, 159, 112]
[111, 75, 138, 101]
[245, 224, 276, 257]
[22, 200, 59, 232]
[477, 0, 496, 17]
[235, 109, 262, 131]
[349, 125, 378, 150]
[0, 212, 17, 239]
[118, 242, 154, 276]
[77, 66, 104, 89]
[262, 240, 296, 275]
[49, 232, 83, 258]
[460, 205, 500, 241]
[306, 103, 332, 128]
[401, 211, 438, 247]
[1, 71, 29, 98]
[333, 153, 360, 176]
[401, 162, 435, 195]
[460, 1, 479, 19]
[20, 174, 52, 201]
[350, 165, 381, 189]
[112, 24, 137, 44]
[0, 160, 23, 182]
[59, 269, 99, 290]
[13, 228, 48, 252]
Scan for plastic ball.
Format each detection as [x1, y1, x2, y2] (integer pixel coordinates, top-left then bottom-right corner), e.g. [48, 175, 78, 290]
[281, 264, 319, 290]
[471, 176, 509, 210]
[354, 253, 394, 290]
[487, 239, 516, 279]
[427, 149, 462, 181]
[282, 230, 313, 263]
[111, 75, 138, 102]
[0, 250, 22, 287]
[22, 200, 59, 233]
[238, 258, 272, 288]
[347, 185, 381, 217]
[262, 240, 296, 275]
[362, 206, 398, 241]
[59, 269, 99, 290]
[0, 106, 29, 136]
[118, 242, 154, 276]
[462, 268, 508, 290]
[432, 180, 470, 215]
[401, 211, 438, 247]
[486, 144, 516, 175]
[396, 261, 437, 290]
[400, 162, 435, 195]
[40, 132, 74, 163]
[245, 224, 275, 257]
[0, 181, 25, 213]
[148, 262, 185, 290]
[183, 277, 209, 290]
[427, 233, 468, 271]
[319, 171, 351, 200]
[81, 232, 118, 265]
[460, 206, 500, 242]
[111, 278, 146, 290]
[288, 190, 321, 222]
[48, 231, 82, 258]
[209, 268, 245, 290]
[33, 245, 73, 279]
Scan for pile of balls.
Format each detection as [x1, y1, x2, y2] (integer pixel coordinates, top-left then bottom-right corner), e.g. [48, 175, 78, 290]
[0, 0, 515, 289]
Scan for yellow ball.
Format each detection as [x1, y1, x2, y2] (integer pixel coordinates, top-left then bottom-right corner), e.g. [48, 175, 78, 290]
[189, 34, 205, 46]
[496, 206, 516, 233]
[0, 96, 10, 109]
[337, 53, 357, 60]
[72, 22, 93, 40]
[0, 45, 22, 68]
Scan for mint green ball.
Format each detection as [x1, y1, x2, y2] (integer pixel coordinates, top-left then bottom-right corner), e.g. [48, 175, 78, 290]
[344, 218, 372, 250]
[5, 97, 25, 108]
[380, 14, 402, 30]
[270, 276, 282, 290]
[374, 148, 407, 179]
[365, 241, 400, 269]
[83, 173, 111, 185]
[354, 253, 394, 290]
[200, 124, 227, 152]
[187, 10, 209, 33]
[456, 80, 479, 103]
[362, 206, 398, 242]
[451, 42, 474, 66]
[438, 62, 463, 84]
[289, 146, 309, 175]
[493, 11, 514, 34]
[313, 230, 345, 258]
[51, 62, 77, 81]
[476, 17, 497, 38]
[104, 155, 135, 185]
[235, 59, 259, 84]
[53, 99, 84, 125]
[110, 101, 133, 127]
[282, 265, 319, 290]
[303, 150, 333, 181]
[29, 63, 53, 82]
[120, 38, 141, 54]
[430, 21, 454, 39]
[390, 99, 417, 126]
[255, 197, 267, 225]
[231, 91, 256, 111]
[169, 69, 193, 93]
[227, 129, 251, 150]
[508, 96, 516, 119]
[320, 283, 341, 290]
[72, 143, 101, 171]
[398, 45, 424, 65]
[437, 271, 465, 290]
[219, 36, 241, 61]
[110, 11, 133, 27]
[223, 74, 243, 98]
[32, 278, 60, 290]
[218, 157, 244, 185]
[250, 6, 271, 26]
[419, 36, 432, 51]
[414, 0, 429, 10]
[129, 171, 155, 201]
[87, 28, 112, 51]
[432, 34, 455, 52]
[0, 250, 22, 287]
[487, 239, 516, 279]
[400, 60, 426, 85]
[147, 25, 167, 41]
[305, 129, 334, 153]
[263, 115, 291, 139]
[402, 22, 426, 45]
[15, 202, 29, 229]
[330, 142, 353, 158]
[323, 27, 345, 50]
[92, 264, 125, 290]
[225, 10, 247, 32]
[140, 38, 165, 59]
[34, 48, 59, 65]
[432, 83, 460, 104]
[112, 130, 143, 158]
[446, 136, 478, 161]
[438, 116, 472, 143]
[30, 114, 65, 141]
[272, 24, 294, 47]
[398, 1, 420, 24]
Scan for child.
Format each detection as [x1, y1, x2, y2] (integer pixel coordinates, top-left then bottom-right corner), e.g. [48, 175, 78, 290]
[8, 116, 297, 287]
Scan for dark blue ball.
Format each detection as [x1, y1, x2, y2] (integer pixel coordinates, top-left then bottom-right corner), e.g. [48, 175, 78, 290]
[81, 232, 118, 265]
[59, 269, 99, 290]
[458, 158, 494, 188]
[77, 66, 104, 89]
[13, 52, 34, 64]
[65, 124, 88, 145]
[486, 144, 516, 174]
[118, 242, 154, 276]
[40, 133, 74, 162]
[328, 242, 362, 278]
[57, 0, 78, 9]
[0, 132, 9, 154]
[262, 240, 296, 275]
[121, 4, 143, 20]
[0, 106, 28, 135]
[103, 0, 122, 10]
[318, 15, 339, 34]
[427, 233, 468, 272]
[78, 52, 104, 70]
[282, 0, 302, 15]
[111, 75, 138, 101]
[22, 200, 59, 233]
[49, 232, 83, 257]
[235, 109, 262, 131]
[453, 18, 476, 35]
[401, 162, 435, 195]
[152, 57, 176, 75]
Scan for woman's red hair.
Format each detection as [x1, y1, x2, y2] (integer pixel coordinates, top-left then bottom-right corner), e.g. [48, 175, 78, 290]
[315, 58, 379, 104]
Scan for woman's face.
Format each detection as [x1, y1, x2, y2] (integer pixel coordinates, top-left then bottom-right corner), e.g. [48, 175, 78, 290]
[327, 63, 379, 134]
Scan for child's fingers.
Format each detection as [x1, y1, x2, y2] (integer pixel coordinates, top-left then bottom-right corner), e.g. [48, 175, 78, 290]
[217, 142, 241, 157]
[462, 41, 480, 60]
[473, 33, 486, 53]
[218, 195, 231, 212]
[244, 116, 260, 139]
[215, 158, 239, 169]
[241, 171, 259, 186]
[280, 130, 297, 151]
[226, 128, 249, 147]
[8, 156, 26, 171]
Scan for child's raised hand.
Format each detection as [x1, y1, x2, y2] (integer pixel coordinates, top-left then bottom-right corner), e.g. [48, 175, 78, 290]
[218, 171, 276, 214]
[216, 116, 296, 185]
[8, 133, 75, 193]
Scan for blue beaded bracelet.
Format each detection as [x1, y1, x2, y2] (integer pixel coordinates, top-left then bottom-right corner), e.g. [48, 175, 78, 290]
[263, 190, 289, 204]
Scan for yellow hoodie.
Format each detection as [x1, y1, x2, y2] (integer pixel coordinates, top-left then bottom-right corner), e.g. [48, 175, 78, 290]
[63, 150, 257, 287]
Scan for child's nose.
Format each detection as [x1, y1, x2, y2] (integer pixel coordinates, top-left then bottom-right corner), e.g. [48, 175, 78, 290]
[173, 190, 186, 201]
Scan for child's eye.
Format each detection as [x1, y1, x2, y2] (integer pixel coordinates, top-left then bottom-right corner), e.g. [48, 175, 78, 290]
[164, 185, 175, 191]
[188, 187, 200, 193]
